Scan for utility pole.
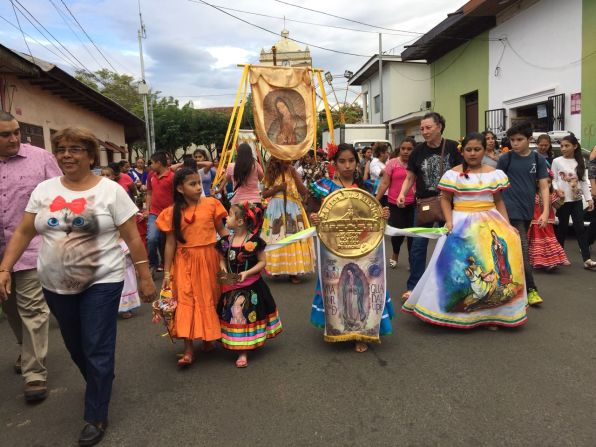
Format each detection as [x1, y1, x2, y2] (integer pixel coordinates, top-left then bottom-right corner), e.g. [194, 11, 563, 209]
[137, 0, 154, 158]
[378, 33, 384, 124]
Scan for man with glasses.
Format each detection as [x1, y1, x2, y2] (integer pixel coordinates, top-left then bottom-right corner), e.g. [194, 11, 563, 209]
[0, 112, 62, 402]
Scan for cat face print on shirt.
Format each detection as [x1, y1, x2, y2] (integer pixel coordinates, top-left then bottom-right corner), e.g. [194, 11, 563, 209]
[45, 196, 99, 235]
[38, 195, 101, 292]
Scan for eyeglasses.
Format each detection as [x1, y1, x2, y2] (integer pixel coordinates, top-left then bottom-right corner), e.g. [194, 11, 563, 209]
[55, 146, 86, 155]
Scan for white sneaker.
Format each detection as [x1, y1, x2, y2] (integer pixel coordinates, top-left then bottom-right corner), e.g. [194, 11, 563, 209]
[583, 259, 596, 270]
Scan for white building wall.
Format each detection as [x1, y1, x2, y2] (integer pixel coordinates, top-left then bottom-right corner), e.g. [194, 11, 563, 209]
[386, 63, 431, 121]
[359, 62, 430, 125]
[488, 0, 582, 134]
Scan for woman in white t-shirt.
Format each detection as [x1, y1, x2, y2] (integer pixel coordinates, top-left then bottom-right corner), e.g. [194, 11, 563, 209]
[368, 142, 390, 205]
[0, 127, 156, 446]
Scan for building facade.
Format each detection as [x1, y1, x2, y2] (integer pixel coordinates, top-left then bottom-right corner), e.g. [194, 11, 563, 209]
[0, 45, 144, 165]
[401, 0, 595, 144]
[259, 30, 312, 67]
[348, 55, 431, 147]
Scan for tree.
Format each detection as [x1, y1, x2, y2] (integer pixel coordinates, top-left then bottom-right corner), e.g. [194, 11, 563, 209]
[152, 97, 194, 157]
[239, 92, 254, 129]
[75, 69, 154, 118]
[75, 69, 232, 159]
[317, 103, 363, 147]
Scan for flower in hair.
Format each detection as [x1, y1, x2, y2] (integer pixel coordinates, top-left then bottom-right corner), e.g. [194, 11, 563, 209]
[326, 143, 338, 160]
[501, 146, 510, 153]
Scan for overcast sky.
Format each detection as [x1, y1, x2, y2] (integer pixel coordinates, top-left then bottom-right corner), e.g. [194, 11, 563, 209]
[0, 0, 466, 108]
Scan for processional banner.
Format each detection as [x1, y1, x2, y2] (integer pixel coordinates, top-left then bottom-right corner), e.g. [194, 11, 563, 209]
[316, 189, 387, 343]
[249, 66, 315, 160]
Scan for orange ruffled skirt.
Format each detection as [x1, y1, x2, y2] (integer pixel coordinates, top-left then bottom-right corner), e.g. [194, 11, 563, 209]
[171, 244, 222, 341]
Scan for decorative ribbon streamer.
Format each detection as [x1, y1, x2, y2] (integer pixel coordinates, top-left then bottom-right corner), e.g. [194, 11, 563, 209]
[264, 226, 447, 252]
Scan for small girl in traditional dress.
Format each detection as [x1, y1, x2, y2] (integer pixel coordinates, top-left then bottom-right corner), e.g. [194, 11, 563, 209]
[156, 168, 228, 367]
[527, 173, 569, 270]
[118, 239, 141, 319]
[216, 202, 282, 368]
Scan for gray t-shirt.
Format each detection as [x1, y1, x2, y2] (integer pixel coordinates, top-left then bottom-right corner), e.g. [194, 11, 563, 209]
[496, 150, 549, 221]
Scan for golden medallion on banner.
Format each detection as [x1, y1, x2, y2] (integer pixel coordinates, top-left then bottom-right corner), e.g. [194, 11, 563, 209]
[317, 189, 385, 258]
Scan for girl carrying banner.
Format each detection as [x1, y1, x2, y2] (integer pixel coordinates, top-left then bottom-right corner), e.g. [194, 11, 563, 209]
[309, 143, 394, 353]
[260, 157, 315, 283]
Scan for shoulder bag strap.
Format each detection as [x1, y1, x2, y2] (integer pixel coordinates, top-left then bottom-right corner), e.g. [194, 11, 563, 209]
[439, 138, 446, 175]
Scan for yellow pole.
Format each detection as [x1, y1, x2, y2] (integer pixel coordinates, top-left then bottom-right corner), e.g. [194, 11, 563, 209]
[311, 69, 318, 161]
[213, 64, 249, 187]
[316, 71, 335, 145]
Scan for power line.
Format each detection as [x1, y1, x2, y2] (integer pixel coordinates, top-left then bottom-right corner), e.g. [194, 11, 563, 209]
[58, 0, 119, 72]
[273, 0, 423, 35]
[188, 1, 419, 37]
[504, 37, 596, 70]
[48, 0, 103, 68]
[11, 0, 91, 73]
[10, 0, 35, 64]
[11, 0, 107, 86]
[189, 0, 371, 58]
[0, 13, 79, 68]
[273, 0, 501, 43]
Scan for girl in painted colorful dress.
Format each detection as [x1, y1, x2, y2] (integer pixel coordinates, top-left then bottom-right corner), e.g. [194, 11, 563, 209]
[309, 143, 394, 353]
[216, 202, 282, 368]
[260, 156, 314, 283]
[156, 168, 229, 367]
[403, 132, 527, 329]
[527, 172, 569, 270]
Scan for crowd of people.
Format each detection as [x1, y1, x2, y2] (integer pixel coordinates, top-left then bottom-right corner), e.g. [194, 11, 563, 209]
[1, 109, 596, 445]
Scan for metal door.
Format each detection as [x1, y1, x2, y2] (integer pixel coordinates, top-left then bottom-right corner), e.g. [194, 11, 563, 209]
[547, 94, 565, 131]
[484, 108, 506, 134]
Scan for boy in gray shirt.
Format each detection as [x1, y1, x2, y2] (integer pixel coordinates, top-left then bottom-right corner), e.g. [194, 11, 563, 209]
[497, 122, 550, 305]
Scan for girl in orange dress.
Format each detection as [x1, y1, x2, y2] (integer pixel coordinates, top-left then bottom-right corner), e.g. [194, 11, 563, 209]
[156, 168, 228, 367]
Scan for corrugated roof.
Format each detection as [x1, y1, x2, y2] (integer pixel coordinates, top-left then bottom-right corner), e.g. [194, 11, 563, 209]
[401, 0, 521, 62]
[0, 44, 145, 142]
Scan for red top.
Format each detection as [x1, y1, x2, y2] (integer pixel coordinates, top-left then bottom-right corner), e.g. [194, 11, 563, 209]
[117, 174, 134, 194]
[147, 169, 174, 215]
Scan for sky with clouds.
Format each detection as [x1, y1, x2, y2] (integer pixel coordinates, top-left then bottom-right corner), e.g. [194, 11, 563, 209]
[0, 0, 466, 108]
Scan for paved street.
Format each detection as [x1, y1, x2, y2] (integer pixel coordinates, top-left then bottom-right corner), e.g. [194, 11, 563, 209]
[1, 238, 595, 447]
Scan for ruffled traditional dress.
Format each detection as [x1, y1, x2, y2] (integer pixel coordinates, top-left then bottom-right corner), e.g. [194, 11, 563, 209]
[309, 178, 394, 339]
[527, 193, 569, 269]
[403, 169, 528, 328]
[156, 198, 227, 341]
[118, 240, 141, 313]
[215, 235, 282, 350]
[260, 171, 315, 276]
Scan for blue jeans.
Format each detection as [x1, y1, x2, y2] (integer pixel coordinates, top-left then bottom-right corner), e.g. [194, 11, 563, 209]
[43, 282, 123, 423]
[406, 210, 443, 291]
[147, 213, 163, 268]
